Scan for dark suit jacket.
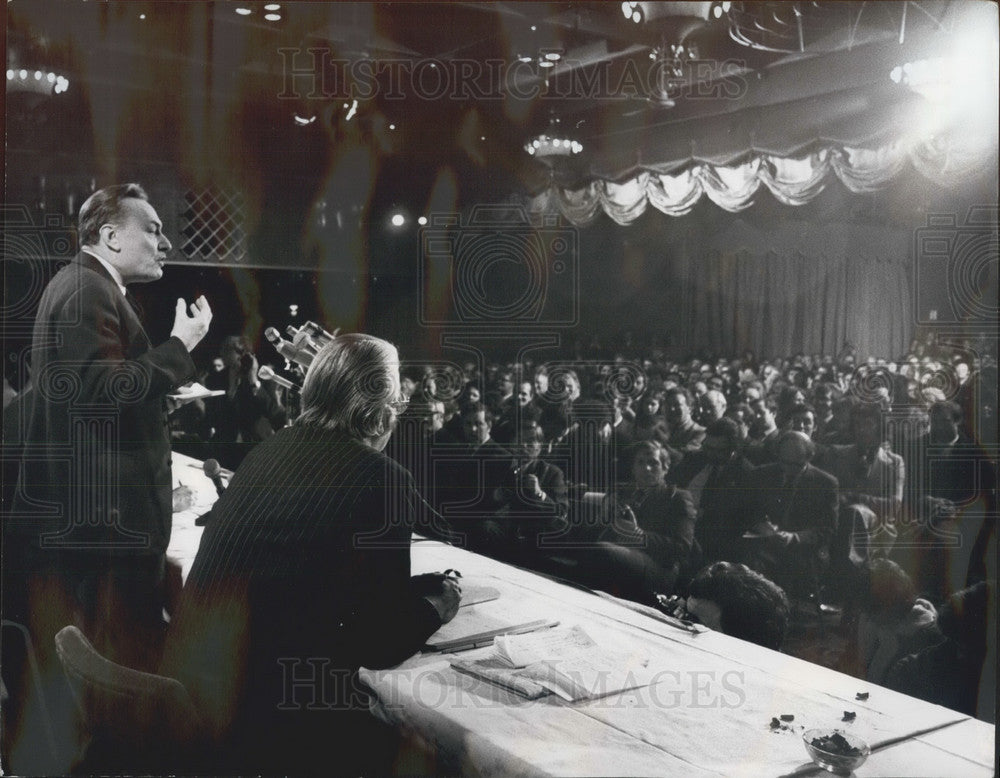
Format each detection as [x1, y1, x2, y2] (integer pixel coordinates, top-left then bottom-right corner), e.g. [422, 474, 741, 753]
[749, 463, 839, 549]
[605, 484, 697, 573]
[673, 452, 756, 565]
[203, 366, 285, 442]
[492, 456, 569, 532]
[744, 463, 839, 594]
[162, 424, 443, 770]
[10, 253, 195, 557]
[444, 438, 512, 520]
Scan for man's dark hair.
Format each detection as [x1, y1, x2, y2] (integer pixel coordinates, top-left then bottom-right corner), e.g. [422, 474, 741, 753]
[664, 386, 693, 406]
[518, 403, 543, 425]
[812, 382, 837, 400]
[863, 558, 917, 622]
[514, 424, 545, 445]
[687, 562, 790, 651]
[78, 183, 149, 247]
[705, 417, 741, 446]
[461, 401, 493, 425]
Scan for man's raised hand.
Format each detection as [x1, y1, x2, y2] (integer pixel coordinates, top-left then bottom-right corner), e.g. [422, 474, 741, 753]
[171, 296, 213, 352]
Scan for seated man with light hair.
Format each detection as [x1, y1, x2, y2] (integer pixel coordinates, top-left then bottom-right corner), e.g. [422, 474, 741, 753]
[163, 333, 461, 775]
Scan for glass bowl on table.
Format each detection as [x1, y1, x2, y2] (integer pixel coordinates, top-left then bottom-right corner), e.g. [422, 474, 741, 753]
[802, 728, 871, 774]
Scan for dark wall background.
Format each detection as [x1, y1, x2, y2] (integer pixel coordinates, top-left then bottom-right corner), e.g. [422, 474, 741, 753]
[5, 153, 995, 382]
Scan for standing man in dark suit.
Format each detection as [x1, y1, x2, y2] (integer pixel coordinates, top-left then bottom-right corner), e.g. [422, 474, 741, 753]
[7, 184, 212, 670]
[4, 184, 211, 773]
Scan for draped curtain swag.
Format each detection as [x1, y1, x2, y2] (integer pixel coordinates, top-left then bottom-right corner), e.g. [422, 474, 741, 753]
[529, 131, 994, 226]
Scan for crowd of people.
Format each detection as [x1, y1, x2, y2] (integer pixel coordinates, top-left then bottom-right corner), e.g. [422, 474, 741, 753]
[2, 183, 995, 774]
[373, 342, 996, 715]
[165, 324, 996, 691]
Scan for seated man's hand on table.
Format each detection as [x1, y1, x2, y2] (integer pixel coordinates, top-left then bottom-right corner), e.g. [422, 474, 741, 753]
[422, 576, 462, 624]
[172, 484, 196, 513]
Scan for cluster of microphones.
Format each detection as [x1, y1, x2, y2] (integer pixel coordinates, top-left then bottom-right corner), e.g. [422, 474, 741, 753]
[258, 321, 339, 393]
[194, 322, 338, 527]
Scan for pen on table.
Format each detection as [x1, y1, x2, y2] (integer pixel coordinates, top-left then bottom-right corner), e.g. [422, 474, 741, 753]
[445, 639, 494, 654]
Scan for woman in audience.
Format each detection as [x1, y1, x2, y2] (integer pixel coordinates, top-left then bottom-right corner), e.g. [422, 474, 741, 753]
[602, 441, 698, 592]
[632, 392, 671, 448]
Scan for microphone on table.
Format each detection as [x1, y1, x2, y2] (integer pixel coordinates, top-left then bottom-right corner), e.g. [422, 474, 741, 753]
[258, 365, 299, 392]
[203, 458, 228, 498]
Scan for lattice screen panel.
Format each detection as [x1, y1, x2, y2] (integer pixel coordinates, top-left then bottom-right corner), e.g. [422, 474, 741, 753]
[179, 189, 247, 263]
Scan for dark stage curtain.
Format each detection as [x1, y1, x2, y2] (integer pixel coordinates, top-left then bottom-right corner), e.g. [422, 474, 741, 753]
[668, 219, 913, 359]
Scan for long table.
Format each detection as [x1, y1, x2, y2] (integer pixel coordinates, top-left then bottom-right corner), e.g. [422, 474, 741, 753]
[167, 452, 994, 777]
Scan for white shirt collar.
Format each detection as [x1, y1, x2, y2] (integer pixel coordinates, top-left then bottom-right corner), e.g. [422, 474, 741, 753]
[82, 247, 127, 296]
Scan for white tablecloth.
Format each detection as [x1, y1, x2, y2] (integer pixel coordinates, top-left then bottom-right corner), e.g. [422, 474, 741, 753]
[166, 453, 993, 776]
[362, 540, 993, 777]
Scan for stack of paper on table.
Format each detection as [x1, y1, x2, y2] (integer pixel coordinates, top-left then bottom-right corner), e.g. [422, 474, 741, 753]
[451, 625, 654, 702]
[168, 381, 225, 401]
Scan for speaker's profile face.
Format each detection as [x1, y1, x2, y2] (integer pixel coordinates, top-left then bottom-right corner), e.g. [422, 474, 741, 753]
[112, 198, 171, 284]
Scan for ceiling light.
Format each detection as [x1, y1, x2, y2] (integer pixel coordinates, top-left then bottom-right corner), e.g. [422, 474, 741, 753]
[344, 99, 358, 121]
[264, 13, 281, 21]
[538, 59, 555, 69]
[293, 114, 316, 126]
[139, 13, 146, 20]
[235, 7, 252, 15]
[388, 123, 396, 130]
[544, 51, 562, 61]
[8, 68, 69, 95]
[622, 2, 642, 23]
[524, 115, 583, 159]
[264, 3, 281, 9]
[417, 216, 428, 226]
[390, 213, 405, 227]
